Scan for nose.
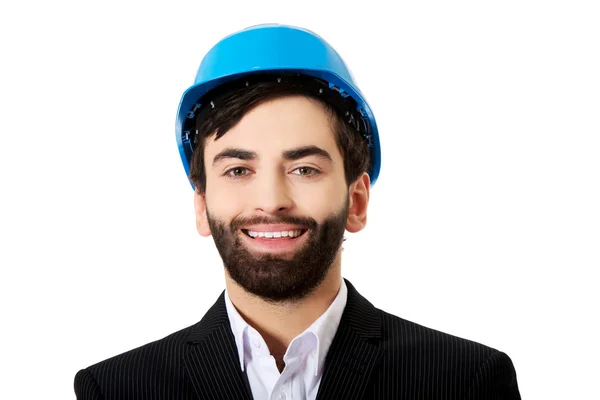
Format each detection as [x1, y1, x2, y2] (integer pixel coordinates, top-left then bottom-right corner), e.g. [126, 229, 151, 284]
[251, 169, 294, 214]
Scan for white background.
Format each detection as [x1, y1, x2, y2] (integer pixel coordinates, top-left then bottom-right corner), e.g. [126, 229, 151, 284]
[1, 0, 598, 398]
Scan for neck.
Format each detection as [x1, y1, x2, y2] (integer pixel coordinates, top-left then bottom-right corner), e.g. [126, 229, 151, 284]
[224, 258, 342, 361]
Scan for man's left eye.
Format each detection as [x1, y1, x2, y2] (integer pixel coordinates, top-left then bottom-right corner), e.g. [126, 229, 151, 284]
[291, 167, 320, 176]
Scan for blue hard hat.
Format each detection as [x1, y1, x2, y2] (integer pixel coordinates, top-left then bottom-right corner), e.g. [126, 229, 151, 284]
[175, 23, 381, 188]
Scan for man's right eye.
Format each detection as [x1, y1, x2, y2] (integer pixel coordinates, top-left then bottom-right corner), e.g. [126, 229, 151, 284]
[224, 167, 250, 178]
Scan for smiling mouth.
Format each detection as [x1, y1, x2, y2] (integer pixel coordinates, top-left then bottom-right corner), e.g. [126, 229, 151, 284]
[242, 229, 308, 239]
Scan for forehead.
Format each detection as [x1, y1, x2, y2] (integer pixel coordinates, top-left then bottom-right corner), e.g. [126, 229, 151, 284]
[204, 95, 340, 158]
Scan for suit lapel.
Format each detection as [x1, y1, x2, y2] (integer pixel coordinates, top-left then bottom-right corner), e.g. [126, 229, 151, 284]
[183, 293, 253, 400]
[316, 279, 383, 400]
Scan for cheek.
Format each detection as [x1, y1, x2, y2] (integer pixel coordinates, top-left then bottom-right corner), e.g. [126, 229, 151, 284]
[294, 184, 347, 216]
[205, 185, 246, 216]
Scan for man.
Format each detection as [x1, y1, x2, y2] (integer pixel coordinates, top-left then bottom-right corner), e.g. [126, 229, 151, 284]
[75, 24, 520, 399]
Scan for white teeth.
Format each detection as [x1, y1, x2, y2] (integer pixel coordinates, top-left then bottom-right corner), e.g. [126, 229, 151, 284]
[246, 230, 302, 238]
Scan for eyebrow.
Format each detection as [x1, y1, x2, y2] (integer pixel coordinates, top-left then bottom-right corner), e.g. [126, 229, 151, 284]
[212, 148, 258, 166]
[212, 145, 333, 167]
[282, 145, 333, 162]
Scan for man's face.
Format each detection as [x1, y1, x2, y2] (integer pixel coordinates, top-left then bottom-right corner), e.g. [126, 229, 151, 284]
[195, 95, 357, 302]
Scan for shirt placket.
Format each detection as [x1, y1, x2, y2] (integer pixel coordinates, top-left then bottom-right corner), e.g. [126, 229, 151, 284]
[270, 334, 315, 400]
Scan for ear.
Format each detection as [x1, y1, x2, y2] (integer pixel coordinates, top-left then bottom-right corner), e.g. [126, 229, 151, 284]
[346, 172, 370, 233]
[193, 191, 212, 237]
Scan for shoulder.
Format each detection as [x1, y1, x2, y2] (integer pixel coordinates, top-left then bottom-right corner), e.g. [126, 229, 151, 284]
[378, 308, 500, 356]
[364, 309, 520, 399]
[373, 309, 520, 397]
[377, 308, 505, 365]
[344, 278, 513, 373]
[89, 323, 194, 372]
[74, 323, 198, 398]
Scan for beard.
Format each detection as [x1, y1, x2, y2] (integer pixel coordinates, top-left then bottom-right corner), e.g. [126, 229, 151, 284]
[207, 198, 349, 303]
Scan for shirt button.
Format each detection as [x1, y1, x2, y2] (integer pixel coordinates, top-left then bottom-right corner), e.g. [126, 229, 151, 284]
[252, 339, 261, 348]
[278, 393, 287, 400]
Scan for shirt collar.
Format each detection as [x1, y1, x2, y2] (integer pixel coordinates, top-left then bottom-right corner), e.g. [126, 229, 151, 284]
[224, 279, 348, 375]
[224, 290, 249, 371]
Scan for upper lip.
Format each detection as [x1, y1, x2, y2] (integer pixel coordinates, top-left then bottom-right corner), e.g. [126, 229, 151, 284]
[241, 224, 307, 232]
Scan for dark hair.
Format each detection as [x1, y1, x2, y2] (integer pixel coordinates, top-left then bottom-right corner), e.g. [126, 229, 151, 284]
[188, 75, 370, 193]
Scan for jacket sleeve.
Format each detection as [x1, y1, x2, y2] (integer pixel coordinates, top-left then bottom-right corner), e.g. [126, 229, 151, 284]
[74, 368, 104, 400]
[464, 351, 521, 400]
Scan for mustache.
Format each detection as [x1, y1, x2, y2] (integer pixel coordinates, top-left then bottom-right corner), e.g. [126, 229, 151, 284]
[230, 215, 318, 233]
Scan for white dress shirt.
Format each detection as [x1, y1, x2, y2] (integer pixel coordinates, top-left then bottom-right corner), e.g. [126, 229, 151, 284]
[224, 279, 348, 400]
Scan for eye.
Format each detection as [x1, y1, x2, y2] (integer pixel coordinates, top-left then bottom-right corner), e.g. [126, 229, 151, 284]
[224, 167, 251, 178]
[291, 166, 321, 177]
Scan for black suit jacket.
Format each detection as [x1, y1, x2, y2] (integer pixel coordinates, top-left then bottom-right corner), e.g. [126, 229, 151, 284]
[75, 279, 520, 399]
